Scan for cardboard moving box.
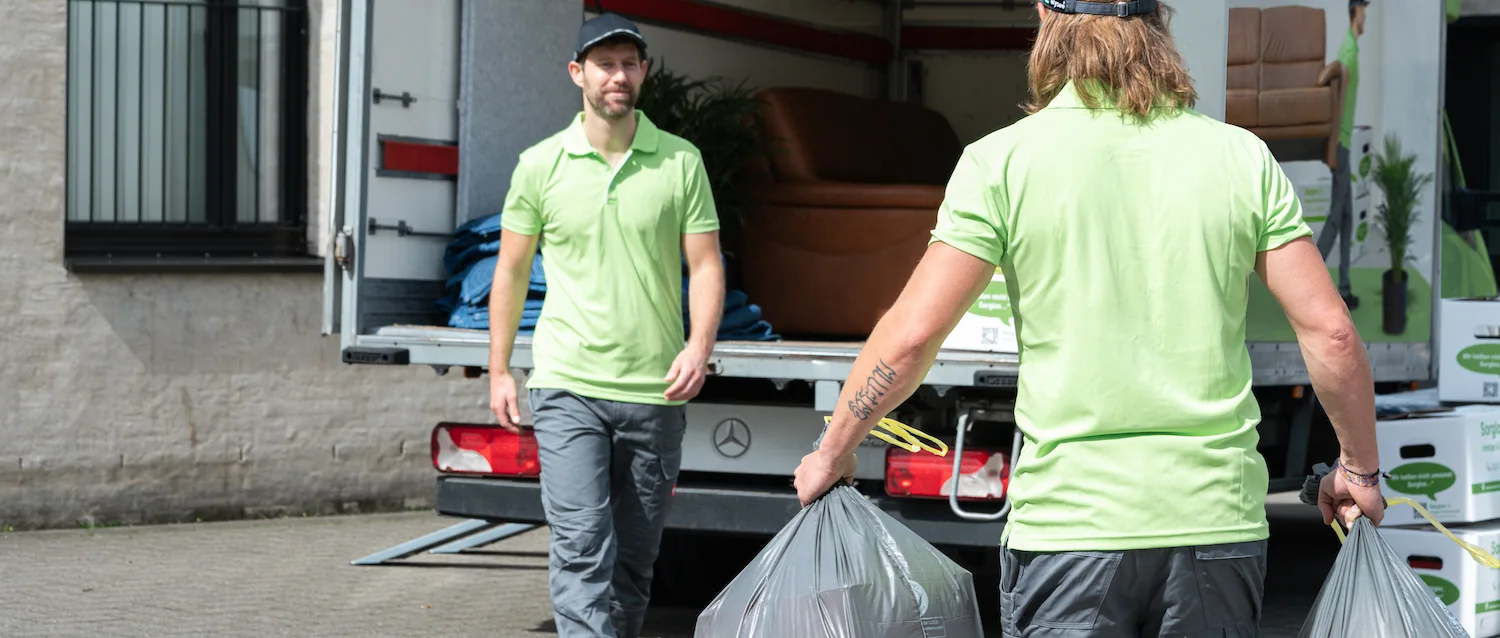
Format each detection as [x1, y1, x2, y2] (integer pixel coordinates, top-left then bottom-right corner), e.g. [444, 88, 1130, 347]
[1378, 404, 1500, 525]
[940, 269, 1017, 354]
[1283, 126, 1380, 268]
[1440, 297, 1500, 404]
[1379, 519, 1500, 637]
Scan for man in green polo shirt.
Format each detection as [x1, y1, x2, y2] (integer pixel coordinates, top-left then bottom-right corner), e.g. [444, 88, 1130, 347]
[1318, 0, 1370, 307]
[485, 13, 724, 638]
[794, 0, 1385, 634]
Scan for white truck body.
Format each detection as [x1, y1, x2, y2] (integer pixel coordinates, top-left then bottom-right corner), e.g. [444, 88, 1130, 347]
[322, 0, 1451, 549]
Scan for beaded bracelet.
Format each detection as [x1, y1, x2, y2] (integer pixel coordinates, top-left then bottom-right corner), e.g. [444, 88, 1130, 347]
[1337, 458, 1383, 487]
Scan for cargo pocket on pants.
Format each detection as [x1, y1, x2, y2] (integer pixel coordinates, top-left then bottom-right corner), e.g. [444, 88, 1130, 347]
[1005, 549, 1123, 631]
[1192, 540, 1267, 631]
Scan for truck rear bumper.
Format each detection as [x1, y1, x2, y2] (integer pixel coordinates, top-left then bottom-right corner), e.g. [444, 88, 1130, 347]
[435, 476, 1007, 549]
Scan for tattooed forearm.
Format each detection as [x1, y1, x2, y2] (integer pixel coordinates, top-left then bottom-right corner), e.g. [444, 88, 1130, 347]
[847, 359, 897, 420]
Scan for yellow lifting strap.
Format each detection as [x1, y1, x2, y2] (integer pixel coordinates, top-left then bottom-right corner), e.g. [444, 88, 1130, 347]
[1331, 497, 1500, 569]
[823, 416, 949, 457]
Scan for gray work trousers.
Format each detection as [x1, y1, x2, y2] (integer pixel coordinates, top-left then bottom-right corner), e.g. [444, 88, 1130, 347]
[529, 388, 687, 638]
[1316, 145, 1354, 295]
[999, 539, 1268, 637]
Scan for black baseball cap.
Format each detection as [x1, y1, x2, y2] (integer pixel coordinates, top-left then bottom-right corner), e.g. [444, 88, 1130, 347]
[1038, 0, 1158, 17]
[574, 12, 647, 62]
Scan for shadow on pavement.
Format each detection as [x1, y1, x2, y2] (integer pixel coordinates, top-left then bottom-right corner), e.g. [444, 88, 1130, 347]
[378, 560, 550, 572]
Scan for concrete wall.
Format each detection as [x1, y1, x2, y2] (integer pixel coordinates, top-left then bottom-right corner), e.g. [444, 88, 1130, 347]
[0, 0, 491, 530]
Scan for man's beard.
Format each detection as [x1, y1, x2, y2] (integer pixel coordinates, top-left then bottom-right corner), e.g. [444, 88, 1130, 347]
[587, 86, 635, 120]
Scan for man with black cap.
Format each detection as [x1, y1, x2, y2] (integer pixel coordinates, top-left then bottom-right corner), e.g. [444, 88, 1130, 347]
[485, 11, 724, 638]
[1318, 0, 1370, 307]
[794, 0, 1384, 634]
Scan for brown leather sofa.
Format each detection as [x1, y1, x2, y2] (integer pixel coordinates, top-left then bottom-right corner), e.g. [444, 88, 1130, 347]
[1227, 6, 1347, 169]
[737, 87, 963, 339]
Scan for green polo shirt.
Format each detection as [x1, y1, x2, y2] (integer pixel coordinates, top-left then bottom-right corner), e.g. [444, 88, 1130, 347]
[931, 81, 1311, 552]
[1337, 28, 1359, 148]
[500, 111, 720, 406]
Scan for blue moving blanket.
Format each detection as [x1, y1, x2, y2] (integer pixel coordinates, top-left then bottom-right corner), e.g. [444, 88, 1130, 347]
[436, 213, 778, 341]
[687, 287, 779, 342]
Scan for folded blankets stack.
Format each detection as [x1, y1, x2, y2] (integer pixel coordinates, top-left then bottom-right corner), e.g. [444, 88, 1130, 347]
[435, 213, 779, 342]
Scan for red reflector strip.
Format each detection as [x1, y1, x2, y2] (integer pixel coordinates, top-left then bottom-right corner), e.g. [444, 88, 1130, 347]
[431, 422, 540, 478]
[886, 447, 1008, 501]
[379, 136, 459, 177]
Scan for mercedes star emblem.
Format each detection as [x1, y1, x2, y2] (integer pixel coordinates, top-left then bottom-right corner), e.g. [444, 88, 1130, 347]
[712, 418, 751, 459]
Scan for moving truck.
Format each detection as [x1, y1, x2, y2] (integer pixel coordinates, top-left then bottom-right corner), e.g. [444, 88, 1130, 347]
[324, 0, 1464, 593]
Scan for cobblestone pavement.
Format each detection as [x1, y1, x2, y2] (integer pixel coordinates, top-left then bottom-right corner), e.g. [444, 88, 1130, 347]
[0, 496, 1338, 637]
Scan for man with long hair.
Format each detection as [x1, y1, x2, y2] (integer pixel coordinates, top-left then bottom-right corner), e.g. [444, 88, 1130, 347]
[793, 0, 1385, 634]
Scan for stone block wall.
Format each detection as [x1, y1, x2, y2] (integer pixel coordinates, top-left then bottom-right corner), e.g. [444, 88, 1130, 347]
[0, 0, 499, 530]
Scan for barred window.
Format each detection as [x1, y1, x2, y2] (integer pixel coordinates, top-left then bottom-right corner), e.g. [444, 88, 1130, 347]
[65, 0, 309, 263]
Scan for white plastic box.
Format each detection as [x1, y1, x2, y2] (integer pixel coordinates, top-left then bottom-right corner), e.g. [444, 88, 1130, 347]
[1439, 297, 1500, 404]
[1377, 404, 1500, 526]
[939, 269, 1017, 354]
[1378, 520, 1500, 637]
[1281, 160, 1332, 225]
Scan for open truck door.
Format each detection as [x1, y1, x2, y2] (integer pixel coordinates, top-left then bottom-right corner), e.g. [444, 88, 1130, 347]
[321, 0, 581, 362]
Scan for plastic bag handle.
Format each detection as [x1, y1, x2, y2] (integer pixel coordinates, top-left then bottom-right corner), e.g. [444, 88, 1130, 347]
[822, 416, 949, 457]
[1329, 496, 1500, 569]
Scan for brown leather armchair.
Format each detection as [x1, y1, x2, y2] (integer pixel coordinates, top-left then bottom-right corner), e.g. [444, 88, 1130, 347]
[737, 87, 963, 339]
[1226, 6, 1347, 169]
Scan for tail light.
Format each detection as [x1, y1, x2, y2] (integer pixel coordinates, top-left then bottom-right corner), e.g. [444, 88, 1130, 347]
[431, 422, 541, 478]
[885, 447, 1008, 501]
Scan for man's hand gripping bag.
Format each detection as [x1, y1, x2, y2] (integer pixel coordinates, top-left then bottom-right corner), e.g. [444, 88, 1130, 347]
[1296, 464, 1500, 637]
[694, 485, 985, 638]
[1297, 515, 1471, 637]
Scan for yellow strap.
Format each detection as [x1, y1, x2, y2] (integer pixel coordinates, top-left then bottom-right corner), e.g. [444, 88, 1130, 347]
[1329, 496, 1500, 569]
[823, 416, 949, 457]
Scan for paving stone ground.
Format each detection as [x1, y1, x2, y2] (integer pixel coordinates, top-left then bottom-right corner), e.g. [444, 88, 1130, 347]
[0, 495, 1338, 637]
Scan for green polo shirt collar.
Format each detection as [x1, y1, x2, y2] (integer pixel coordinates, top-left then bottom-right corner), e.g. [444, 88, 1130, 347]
[561, 110, 661, 157]
[1042, 80, 1119, 110]
[1043, 79, 1190, 121]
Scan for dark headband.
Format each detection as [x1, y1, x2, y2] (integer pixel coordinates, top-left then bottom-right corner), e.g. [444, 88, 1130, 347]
[1039, 0, 1158, 17]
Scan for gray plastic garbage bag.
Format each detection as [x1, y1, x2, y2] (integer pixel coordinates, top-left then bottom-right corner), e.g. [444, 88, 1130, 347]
[694, 484, 985, 638]
[1297, 516, 1470, 637]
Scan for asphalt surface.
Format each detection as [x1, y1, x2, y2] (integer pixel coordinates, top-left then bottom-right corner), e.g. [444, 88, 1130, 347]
[0, 494, 1339, 637]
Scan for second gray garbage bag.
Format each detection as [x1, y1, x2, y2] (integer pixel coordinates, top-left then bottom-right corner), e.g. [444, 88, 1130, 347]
[1297, 516, 1470, 637]
[694, 484, 985, 638]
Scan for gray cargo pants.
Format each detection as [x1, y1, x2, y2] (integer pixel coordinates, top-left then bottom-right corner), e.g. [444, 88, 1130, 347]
[999, 539, 1267, 637]
[529, 388, 686, 638]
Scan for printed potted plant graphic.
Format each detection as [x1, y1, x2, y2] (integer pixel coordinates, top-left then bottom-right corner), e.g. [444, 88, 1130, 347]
[1370, 134, 1435, 334]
